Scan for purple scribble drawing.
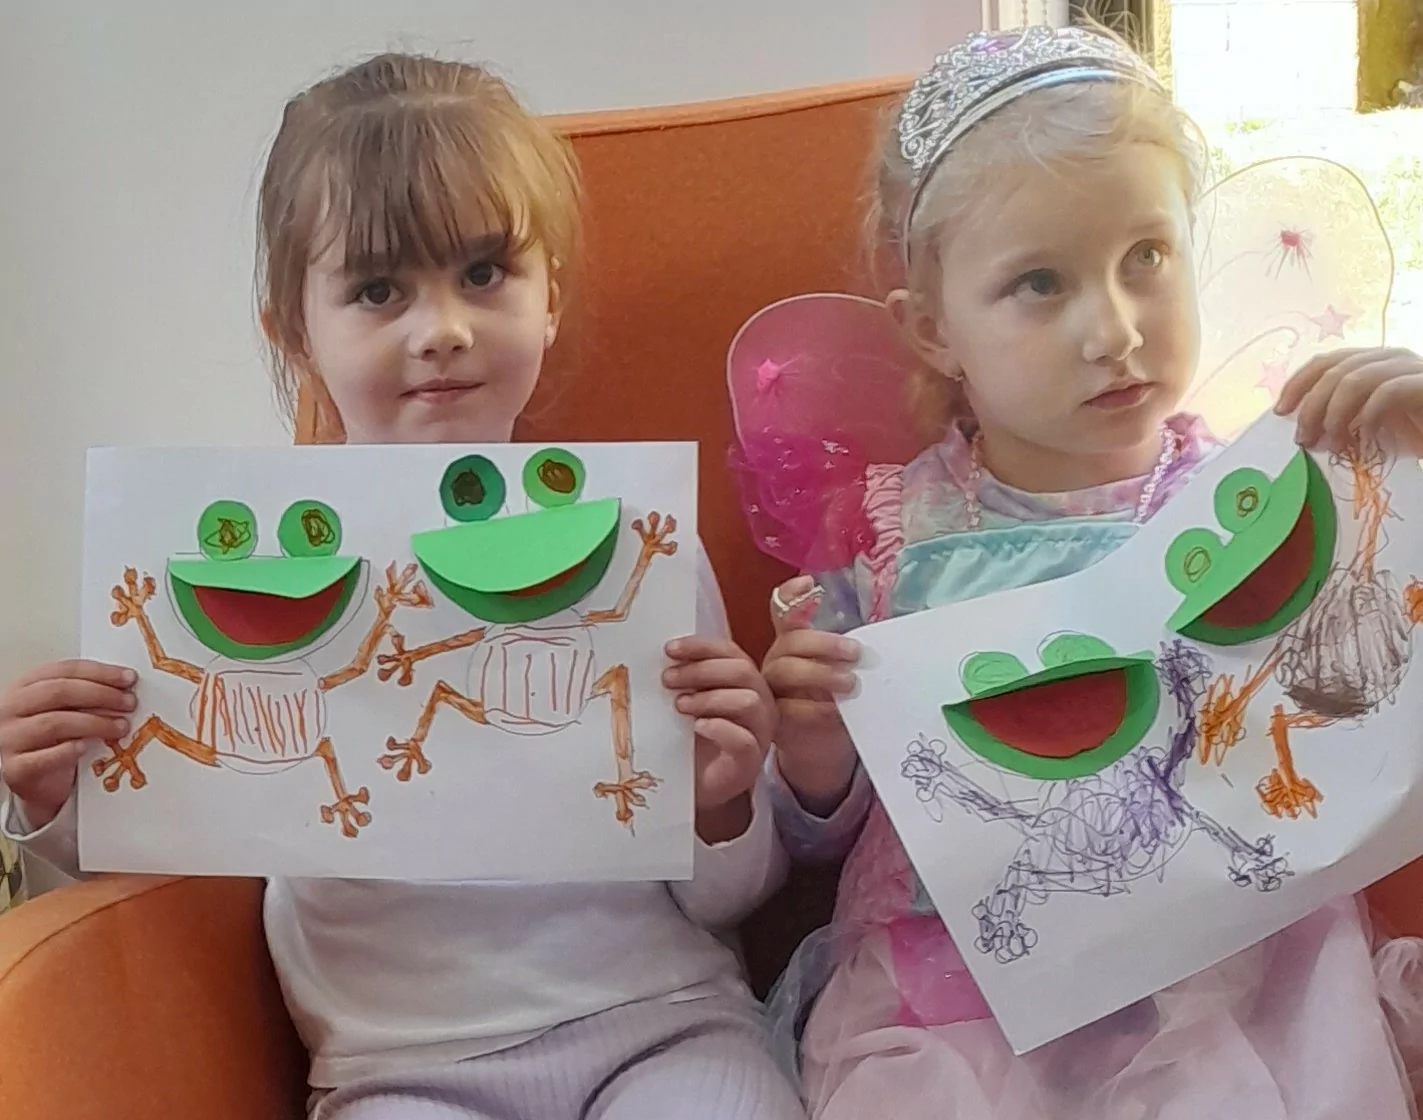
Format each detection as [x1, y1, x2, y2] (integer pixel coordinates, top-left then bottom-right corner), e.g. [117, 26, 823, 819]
[902, 640, 1291, 963]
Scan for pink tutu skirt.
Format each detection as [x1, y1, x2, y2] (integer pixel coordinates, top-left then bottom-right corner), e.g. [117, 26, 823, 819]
[800, 897, 1420, 1119]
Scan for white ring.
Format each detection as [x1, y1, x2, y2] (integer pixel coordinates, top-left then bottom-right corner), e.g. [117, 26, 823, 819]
[771, 583, 824, 618]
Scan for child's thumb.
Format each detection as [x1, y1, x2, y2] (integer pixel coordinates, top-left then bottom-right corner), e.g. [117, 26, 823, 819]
[770, 576, 823, 635]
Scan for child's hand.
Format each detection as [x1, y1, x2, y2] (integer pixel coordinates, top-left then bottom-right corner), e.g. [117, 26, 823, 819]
[1276, 347, 1423, 455]
[663, 636, 776, 844]
[0, 660, 137, 829]
[762, 576, 861, 816]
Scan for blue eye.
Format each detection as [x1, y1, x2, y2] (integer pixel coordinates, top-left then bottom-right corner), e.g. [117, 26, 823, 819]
[1014, 269, 1061, 298]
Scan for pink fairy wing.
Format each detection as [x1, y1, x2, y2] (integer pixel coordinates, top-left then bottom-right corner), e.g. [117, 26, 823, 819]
[1186, 156, 1393, 442]
[727, 293, 932, 571]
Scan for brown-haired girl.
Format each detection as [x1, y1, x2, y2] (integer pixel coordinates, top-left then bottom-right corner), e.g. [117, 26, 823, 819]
[0, 53, 804, 1120]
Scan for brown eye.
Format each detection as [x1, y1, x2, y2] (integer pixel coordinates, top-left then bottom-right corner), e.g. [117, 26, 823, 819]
[465, 260, 506, 289]
[357, 279, 395, 306]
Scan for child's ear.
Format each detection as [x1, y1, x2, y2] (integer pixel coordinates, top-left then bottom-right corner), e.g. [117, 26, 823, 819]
[545, 273, 563, 350]
[886, 288, 963, 382]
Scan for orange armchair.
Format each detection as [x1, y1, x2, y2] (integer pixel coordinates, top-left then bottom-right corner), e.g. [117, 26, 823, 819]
[5, 78, 1423, 1118]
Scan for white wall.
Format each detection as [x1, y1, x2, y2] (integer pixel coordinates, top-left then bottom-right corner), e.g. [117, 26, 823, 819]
[1, 1, 978, 889]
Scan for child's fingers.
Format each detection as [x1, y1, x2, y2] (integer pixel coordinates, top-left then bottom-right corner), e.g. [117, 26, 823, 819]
[0, 741, 84, 791]
[15, 659, 136, 690]
[1354, 372, 1423, 449]
[1275, 349, 1367, 416]
[694, 728, 762, 805]
[7, 678, 137, 719]
[0, 711, 129, 757]
[1317, 363, 1397, 450]
[663, 656, 765, 693]
[767, 629, 860, 664]
[678, 688, 774, 749]
[1291, 351, 1380, 447]
[763, 655, 856, 696]
[664, 636, 748, 664]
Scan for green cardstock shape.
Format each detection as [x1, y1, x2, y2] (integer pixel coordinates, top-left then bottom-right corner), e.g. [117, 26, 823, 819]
[168, 565, 361, 661]
[943, 660, 1161, 781]
[524, 448, 587, 508]
[278, 500, 342, 558]
[1166, 451, 1311, 631]
[961, 651, 1156, 703]
[412, 497, 620, 594]
[1177, 456, 1338, 646]
[168, 555, 360, 600]
[421, 529, 618, 624]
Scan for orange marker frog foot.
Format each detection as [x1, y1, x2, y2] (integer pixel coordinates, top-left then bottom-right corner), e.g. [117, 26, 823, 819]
[633, 512, 679, 559]
[375, 562, 433, 616]
[1256, 768, 1322, 820]
[320, 786, 372, 838]
[92, 739, 147, 792]
[109, 567, 157, 627]
[380, 737, 432, 783]
[593, 771, 660, 827]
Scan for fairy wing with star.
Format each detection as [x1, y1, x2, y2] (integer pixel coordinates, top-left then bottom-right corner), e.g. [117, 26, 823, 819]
[726, 292, 942, 573]
[1185, 155, 1394, 442]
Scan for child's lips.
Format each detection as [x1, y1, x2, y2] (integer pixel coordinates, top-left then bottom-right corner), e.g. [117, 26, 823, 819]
[1087, 382, 1153, 410]
[404, 380, 482, 403]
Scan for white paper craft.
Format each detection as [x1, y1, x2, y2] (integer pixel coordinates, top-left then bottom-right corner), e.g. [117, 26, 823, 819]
[836, 413, 1423, 1052]
[79, 443, 698, 882]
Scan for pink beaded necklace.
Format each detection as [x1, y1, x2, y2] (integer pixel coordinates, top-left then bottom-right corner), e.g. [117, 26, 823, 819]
[962, 424, 1181, 530]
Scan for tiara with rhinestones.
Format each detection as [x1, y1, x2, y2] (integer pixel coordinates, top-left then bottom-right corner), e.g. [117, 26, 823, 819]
[898, 25, 1165, 250]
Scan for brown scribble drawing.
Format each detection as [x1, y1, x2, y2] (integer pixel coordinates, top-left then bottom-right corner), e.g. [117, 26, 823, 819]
[93, 563, 430, 837]
[1199, 443, 1423, 819]
[377, 513, 678, 828]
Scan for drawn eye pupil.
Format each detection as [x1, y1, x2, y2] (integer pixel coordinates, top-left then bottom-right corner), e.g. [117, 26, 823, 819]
[451, 471, 486, 506]
[301, 510, 335, 547]
[1184, 545, 1212, 581]
[539, 460, 577, 494]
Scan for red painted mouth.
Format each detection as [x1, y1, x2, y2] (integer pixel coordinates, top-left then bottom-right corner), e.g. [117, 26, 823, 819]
[503, 556, 591, 599]
[968, 670, 1128, 758]
[193, 580, 349, 646]
[1200, 503, 1316, 629]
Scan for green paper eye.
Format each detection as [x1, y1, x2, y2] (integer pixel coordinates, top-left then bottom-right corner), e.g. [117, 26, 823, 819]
[962, 651, 1029, 696]
[440, 455, 506, 523]
[1166, 527, 1223, 595]
[279, 500, 342, 558]
[197, 500, 258, 561]
[524, 448, 585, 508]
[1215, 468, 1272, 533]
[1040, 633, 1115, 668]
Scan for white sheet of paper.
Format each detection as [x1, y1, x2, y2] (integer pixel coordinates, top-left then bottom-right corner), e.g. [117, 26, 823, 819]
[837, 413, 1423, 1052]
[79, 443, 698, 882]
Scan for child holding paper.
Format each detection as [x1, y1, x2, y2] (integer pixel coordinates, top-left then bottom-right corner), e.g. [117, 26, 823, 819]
[0, 54, 803, 1119]
[739, 24, 1423, 1120]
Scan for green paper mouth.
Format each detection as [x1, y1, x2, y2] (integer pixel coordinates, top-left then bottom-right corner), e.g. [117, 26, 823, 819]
[168, 555, 359, 598]
[1167, 451, 1310, 631]
[412, 497, 620, 623]
[1167, 452, 1336, 645]
[944, 659, 1161, 781]
[168, 560, 361, 661]
[961, 650, 1156, 702]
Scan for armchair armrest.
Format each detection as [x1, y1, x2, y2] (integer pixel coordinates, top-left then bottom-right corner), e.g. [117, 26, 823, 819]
[0, 874, 306, 1119]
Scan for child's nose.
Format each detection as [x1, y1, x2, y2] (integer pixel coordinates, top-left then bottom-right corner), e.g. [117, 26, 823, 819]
[408, 291, 475, 359]
[1081, 288, 1144, 365]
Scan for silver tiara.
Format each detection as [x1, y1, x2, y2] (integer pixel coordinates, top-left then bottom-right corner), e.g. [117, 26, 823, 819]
[899, 26, 1165, 246]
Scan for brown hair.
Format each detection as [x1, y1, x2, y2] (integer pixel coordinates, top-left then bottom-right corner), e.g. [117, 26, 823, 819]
[256, 53, 584, 433]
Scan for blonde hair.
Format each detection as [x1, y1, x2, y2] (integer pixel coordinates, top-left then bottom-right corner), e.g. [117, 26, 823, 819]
[867, 41, 1206, 428]
[256, 53, 584, 430]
